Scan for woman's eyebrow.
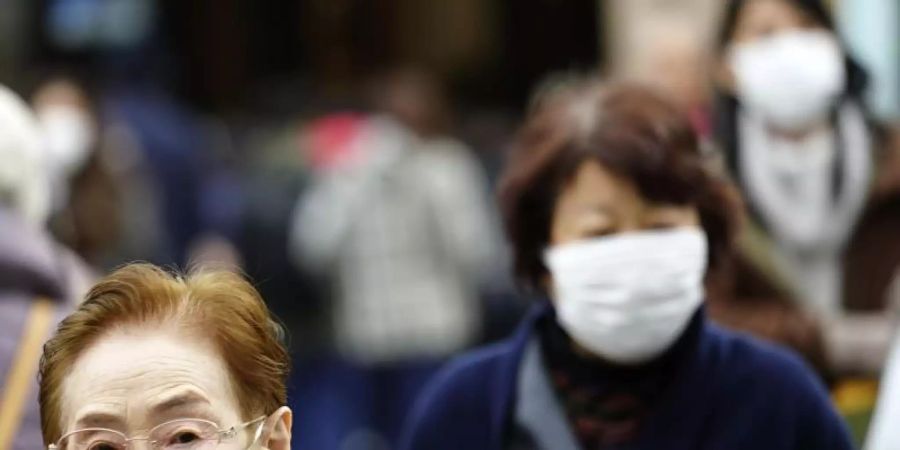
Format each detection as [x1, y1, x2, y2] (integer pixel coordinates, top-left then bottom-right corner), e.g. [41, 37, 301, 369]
[149, 388, 213, 416]
[565, 201, 613, 215]
[74, 410, 124, 430]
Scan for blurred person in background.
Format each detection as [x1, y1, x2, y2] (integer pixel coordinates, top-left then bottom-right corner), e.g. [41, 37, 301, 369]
[29, 76, 123, 268]
[100, 79, 217, 267]
[620, 21, 827, 376]
[630, 21, 715, 142]
[234, 111, 330, 356]
[38, 0, 232, 269]
[0, 84, 91, 450]
[25, 0, 217, 268]
[621, 16, 829, 379]
[30, 74, 242, 272]
[401, 78, 852, 450]
[37, 263, 293, 450]
[26, 72, 215, 274]
[713, 0, 900, 375]
[32, 78, 97, 217]
[289, 68, 501, 450]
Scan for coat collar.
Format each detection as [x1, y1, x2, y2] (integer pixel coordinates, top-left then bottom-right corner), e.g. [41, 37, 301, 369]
[489, 302, 713, 449]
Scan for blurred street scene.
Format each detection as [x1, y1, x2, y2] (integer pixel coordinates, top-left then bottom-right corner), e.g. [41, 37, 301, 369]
[2, 0, 900, 449]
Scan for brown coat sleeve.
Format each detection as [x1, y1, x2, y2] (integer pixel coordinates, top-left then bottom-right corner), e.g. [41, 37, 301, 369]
[706, 255, 832, 383]
[844, 128, 900, 312]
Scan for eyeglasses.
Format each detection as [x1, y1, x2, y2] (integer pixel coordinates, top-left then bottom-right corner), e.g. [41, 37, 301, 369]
[48, 416, 266, 450]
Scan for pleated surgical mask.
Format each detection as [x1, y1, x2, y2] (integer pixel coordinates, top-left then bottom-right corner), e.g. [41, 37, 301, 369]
[730, 29, 846, 132]
[544, 227, 708, 364]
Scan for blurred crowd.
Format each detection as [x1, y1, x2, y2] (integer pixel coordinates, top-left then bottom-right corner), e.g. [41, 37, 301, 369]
[3, 0, 900, 449]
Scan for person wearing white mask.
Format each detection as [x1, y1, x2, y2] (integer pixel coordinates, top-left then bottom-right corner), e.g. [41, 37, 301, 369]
[399, 78, 852, 450]
[713, 0, 900, 374]
[29, 77, 129, 268]
[31, 78, 98, 214]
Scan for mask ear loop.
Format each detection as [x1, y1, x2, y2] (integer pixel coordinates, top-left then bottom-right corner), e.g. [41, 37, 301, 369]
[245, 416, 268, 450]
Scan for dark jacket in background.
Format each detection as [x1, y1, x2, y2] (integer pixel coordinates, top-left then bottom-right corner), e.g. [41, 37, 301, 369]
[400, 303, 853, 450]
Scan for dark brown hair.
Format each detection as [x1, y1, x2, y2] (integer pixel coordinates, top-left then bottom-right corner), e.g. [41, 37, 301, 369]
[38, 263, 290, 445]
[499, 77, 741, 292]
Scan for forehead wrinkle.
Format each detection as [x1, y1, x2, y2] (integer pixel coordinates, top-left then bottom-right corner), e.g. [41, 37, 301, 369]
[60, 330, 240, 434]
[72, 356, 205, 400]
[140, 383, 213, 416]
[62, 381, 130, 432]
[70, 400, 127, 430]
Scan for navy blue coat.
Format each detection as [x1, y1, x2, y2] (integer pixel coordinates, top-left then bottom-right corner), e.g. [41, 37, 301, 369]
[400, 304, 854, 450]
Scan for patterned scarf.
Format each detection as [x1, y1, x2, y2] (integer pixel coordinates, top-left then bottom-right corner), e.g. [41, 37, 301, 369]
[539, 309, 703, 448]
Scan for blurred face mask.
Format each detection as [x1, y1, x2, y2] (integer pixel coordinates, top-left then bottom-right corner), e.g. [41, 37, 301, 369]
[729, 29, 846, 132]
[544, 227, 707, 364]
[38, 105, 95, 180]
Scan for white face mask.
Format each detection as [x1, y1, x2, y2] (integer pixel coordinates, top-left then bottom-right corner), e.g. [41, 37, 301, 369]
[544, 227, 708, 364]
[37, 105, 96, 211]
[730, 29, 846, 132]
[38, 105, 95, 180]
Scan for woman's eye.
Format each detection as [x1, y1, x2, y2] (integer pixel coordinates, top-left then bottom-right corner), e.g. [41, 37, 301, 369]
[174, 432, 200, 444]
[165, 431, 203, 447]
[87, 442, 120, 450]
[585, 229, 613, 238]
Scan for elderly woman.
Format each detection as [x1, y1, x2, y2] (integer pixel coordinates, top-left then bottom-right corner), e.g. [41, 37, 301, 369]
[400, 79, 852, 450]
[36, 263, 292, 450]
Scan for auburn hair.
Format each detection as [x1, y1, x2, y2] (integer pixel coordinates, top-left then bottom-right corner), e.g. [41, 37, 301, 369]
[499, 76, 741, 292]
[38, 263, 290, 445]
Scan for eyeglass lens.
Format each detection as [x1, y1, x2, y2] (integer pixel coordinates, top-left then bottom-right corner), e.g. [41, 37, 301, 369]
[58, 420, 221, 450]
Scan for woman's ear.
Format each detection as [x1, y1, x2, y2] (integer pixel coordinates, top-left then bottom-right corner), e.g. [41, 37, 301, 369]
[260, 406, 292, 450]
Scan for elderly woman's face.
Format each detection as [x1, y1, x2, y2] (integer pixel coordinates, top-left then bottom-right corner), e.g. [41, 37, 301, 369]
[550, 160, 699, 246]
[58, 327, 259, 449]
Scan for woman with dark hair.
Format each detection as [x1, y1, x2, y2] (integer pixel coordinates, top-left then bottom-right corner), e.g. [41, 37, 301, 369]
[713, 0, 900, 373]
[399, 78, 853, 450]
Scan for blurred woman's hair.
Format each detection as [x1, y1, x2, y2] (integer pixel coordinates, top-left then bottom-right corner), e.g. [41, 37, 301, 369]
[38, 263, 290, 445]
[499, 76, 741, 292]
